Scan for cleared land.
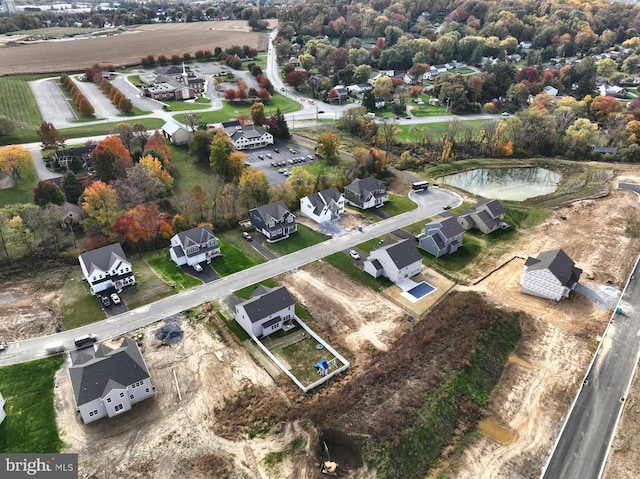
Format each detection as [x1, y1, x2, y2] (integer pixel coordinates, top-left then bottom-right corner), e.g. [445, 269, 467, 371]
[0, 21, 271, 76]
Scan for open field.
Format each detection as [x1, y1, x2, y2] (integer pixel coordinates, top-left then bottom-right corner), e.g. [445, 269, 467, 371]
[0, 21, 271, 76]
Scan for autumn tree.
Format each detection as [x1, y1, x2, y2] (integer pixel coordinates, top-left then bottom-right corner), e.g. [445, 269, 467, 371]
[92, 136, 133, 183]
[316, 132, 340, 163]
[590, 96, 623, 124]
[287, 168, 316, 201]
[33, 180, 65, 206]
[0, 145, 32, 183]
[209, 138, 231, 176]
[184, 113, 202, 133]
[113, 123, 136, 155]
[37, 121, 66, 151]
[0, 116, 16, 136]
[80, 181, 123, 236]
[250, 102, 266, 126]
[143, 130, 172, 165]
[112, 165, 166, 209]
[238, 168, 270, 210]
[139, 154, 174, 193]
[112, 203, 162, 245]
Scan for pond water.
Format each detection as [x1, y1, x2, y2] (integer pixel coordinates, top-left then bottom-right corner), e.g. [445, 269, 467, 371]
[441, 167, 560, 201]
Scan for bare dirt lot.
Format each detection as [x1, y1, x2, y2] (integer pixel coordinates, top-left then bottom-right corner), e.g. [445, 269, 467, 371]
[3, 165, 640, 478]
[0, 21, 272, 76]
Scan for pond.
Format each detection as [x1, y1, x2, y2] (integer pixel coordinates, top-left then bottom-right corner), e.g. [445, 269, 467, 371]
[440, 167, 560, 201]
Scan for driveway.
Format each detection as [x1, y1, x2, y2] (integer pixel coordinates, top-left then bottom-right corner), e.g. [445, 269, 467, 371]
[250, 235, 277, 260]
[180, 263, 220, 283]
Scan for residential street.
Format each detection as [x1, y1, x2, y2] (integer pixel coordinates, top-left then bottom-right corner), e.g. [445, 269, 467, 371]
[0, 187, 459, 366]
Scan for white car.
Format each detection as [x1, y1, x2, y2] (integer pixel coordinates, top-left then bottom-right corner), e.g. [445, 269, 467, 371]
[349, 250, 360, 260]
[110, 293, 121, 304]
[193, 263, 203, 272]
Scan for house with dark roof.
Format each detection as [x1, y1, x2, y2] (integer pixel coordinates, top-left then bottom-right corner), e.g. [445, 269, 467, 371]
[363, 237, 423, 284]
[161, 121, 190, 145]
[68, 337, 155, 424]
[52, 144, 96, 171]
[457, 199, 508, 234]
[222, 121, 274, 150]
[520, 249, 582, 301]
[343, 176, 388, 210]
[249, 200, 297, 241]
[299, 187, 344, 224]
[142, 64, 203, 101]
[234, 286, 295, 337]
[418, 216, 465, 257]
[78, 243, 135, 295]
[169, 225, 221, 268]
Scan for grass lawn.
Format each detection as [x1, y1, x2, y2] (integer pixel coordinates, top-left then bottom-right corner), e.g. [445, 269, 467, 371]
[0, 356, 64, 453]
[214, 310, 250, 342]
[173, 93, 302, 124]
[323, 252, 394, 292]
[144, 250, 202, 290]
[0, 162, 38, 206]
[279, 334, 339, 385]
[218, 230, 266, 264]
[213, 238, 263, 276]
[163, 100, 211, 111]
[419, 235, 483, 275]
[379, 193, 419, 216]
[59, 118, 165, 141]
[0, 74, 51, 144]
[263, 224, 329, 256]
[166, 143, 212, 195]
[61, 267, 108, 329]
[233, 278, 279, 300]
[127, 257, 178, 309]
[396, 119, 487, 143]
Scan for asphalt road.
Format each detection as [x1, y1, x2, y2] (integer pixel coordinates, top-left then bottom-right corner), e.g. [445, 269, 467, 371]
[0, 187, 458, 366]
[70, 75, 120, 120]
[541, 256, 640, 479]
[29, 78, 76, 126]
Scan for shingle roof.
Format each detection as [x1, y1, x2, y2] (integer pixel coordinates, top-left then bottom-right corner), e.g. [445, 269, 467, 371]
[436, 216, 464, 239]
[238, 286, 294, 323]
[379, 238, 422, 269]
[479, 199, 505, 218]
[345, 176, 385, 196]
[524, 249, 582, 288]
[78, 243, 128, 276]
[68, 338, 150, 407]
[251, 200, 293, 223]
[305, 187, 341, 215]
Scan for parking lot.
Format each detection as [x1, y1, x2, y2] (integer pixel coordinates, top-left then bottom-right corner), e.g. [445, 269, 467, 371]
[243, 140, 320, 186]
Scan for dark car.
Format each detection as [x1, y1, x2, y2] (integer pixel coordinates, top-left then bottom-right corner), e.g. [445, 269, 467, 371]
[74, 334, 97, 348]
[273, 148, 279, 153]
[100, 295, 111, 307]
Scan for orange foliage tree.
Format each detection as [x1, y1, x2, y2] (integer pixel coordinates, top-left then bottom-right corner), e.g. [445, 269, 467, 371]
[92, 136, 132, 182]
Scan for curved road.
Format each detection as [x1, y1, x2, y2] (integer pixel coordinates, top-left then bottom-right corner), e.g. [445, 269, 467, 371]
[0, 187, 460, 366]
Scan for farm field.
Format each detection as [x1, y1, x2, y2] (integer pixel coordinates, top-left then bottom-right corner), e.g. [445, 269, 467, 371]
[0, 21, 273, 76]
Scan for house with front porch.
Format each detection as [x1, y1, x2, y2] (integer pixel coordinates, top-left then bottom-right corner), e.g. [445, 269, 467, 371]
[520, 249, 582, 301]
[222, 121, 274, 150]
[249, 200, 297, 241]
[68, 337, 155, 424]
[169, 225, 221, 268]
[78, 243, 136, 295]
[363, 238, 423, 284]
[234, 285, 295, 337]
[300, 187, 344, 223]
[344, 176, 388, 210]
[418, 216, 465, 257]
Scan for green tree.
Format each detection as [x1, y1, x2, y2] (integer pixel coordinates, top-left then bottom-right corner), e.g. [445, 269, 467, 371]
[238, 168, 270, 210]
[250, 102, 266, 126]
[61, 170, 84, 204]
[189, 130, 214, 165]
[209, 139, 230, 176]
[0, 116, 16, 136]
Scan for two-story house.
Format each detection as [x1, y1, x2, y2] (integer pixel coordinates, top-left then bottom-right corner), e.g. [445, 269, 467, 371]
[299, 187, 344, 224]
[68, 337, 155, 424]
[457, 199, 508, 234]
[418, 216, 465, 257]
[78, 243, 136, 295]
[222, 121, 274, 150]
[520, 249, 583, 301]
[249, 201, 297, 241]
[169, 225, 221, 268]
[234, 285, 296, 337]
[343, 176, 388, 210]
[363, 238, 423, 284]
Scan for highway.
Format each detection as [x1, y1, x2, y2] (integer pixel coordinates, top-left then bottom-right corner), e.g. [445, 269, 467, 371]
[0, 187, 460, 366]
[541, 255, 640, 479]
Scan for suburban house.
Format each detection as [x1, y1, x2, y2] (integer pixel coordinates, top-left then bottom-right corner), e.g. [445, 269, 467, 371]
[52, 144, 96, 171]
[363, 238, 423, 284]
[599, 84, 628, 98]
[520, 249, 583, 301]
[330, 85, 349, 102]
[346, 83, 372, 98]
[222, 121, 274, 150]
[78, 243, 136, 295]
[344, 176, 388, 210]
[249, 200, 297, 241]
[457, 199, 508, 234]
[0, 391, 5, 425]
[169, 225, 221, 268]
[299, 187, 344, 223]
[234, 285, 295, 337]
[418, 216, 465, 257]
[161, 121, 190, 145]
[68, 338, 155, 424]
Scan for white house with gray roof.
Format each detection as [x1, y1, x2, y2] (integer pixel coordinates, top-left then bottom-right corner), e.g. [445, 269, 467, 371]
[234, 286, 295, 337]
[344, 176, 388, 210]
[222, 121, 273, 150]
[418, 216, 465, 257]
[78, 243, 135, 295]
[299, 187, 344, 223]
[169, 225, 221, 268]
[457, 199, 507, 234]
[363, 238, 423, 284]
[520, 249, 583, 301]
[68, 338, 155, 424]
[249, 200, 297, 241]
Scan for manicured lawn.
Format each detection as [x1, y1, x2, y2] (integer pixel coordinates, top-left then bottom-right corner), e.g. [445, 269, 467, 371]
[324, 252, 393, 292]
[379, 193, 419, 216]
[0, 162, 38, 206]
[163, 100, 211, 111]
[0, 74, 51, 144]
[144, 250, 202, 290]
[173, 93, 302, 124]
[234, 278, 279, 300]
[213, 238, 263, 276]
[61, 267, 107, 329]
[218, 230, 266, 264]
[278, 334, 339, 385]
[126, 257, 179, 309]
[263, 224, 329, 256]
[59, 118, 165, 141]
[410, 99, 450, 117]
[0, 356, 64, 453]
[419, 235, 483, 273]
[396, 119, 487, 143]
[215, 310, 250, 341]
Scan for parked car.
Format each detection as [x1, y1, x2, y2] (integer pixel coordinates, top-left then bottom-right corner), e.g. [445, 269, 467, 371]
[242, 232, 253, 241]
[193, 263, 203, 272]
[273, 148, 279, 153]
[271, 162, 277, 167]
[74, 333, 97, 348]
[266, 153, 272, 158]
[110, 292, 121, 304]
[349, 250, 360, 260]
[502, 112, 510, 117]
[257, 154, 264, 160]
[100, 295, 111, 307]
